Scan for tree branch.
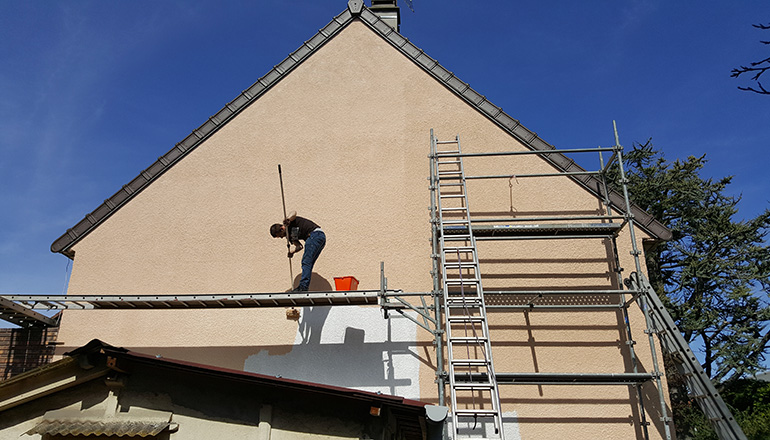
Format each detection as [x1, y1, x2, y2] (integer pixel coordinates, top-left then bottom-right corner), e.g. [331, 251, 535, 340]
[732, 22, 770, 95]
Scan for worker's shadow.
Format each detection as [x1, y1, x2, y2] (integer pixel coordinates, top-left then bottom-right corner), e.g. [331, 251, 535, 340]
[288, 272, 332, 345]
[246, 271, 417, 396]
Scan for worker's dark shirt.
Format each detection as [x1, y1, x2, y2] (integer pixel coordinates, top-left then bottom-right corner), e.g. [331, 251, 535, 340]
[288, 216, 320, 242]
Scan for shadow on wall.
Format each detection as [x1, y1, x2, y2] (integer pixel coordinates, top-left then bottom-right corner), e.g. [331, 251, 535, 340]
[246, 273, 421, 399]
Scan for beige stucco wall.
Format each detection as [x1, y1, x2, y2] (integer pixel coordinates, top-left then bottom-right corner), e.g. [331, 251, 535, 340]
[55, 20, 670, 439]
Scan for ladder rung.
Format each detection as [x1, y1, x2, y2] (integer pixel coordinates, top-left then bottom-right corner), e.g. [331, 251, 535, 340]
[451, 358, 490, 365]
[439, 182, 463, 187]
[439, 194, 466, 199]
[450, 336, 488, 343]
[437, 159, 461, 164]
[448, 316, 486, 323]
[445, 279, 481, 284]
[441, 207, 469, 211]
[454, 384, 494, 391]
[443, 262, 476, 267]
[443, 246, 475, 251]
[446, 301, 483, 307]
[454, 409, 498, 416]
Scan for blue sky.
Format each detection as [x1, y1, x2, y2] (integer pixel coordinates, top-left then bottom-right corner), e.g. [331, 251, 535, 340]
[1, 1, 768, 302]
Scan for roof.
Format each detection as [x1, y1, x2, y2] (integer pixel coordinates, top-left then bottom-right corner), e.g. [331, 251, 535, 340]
[51, 2, 671, 258]
[2, 339, 433, 440]
[61, 339, 428, 410]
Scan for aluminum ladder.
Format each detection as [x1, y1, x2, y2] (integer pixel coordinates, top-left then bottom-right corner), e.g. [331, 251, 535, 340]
[627, 272, 747, 440]
[432, 133, 504, 439]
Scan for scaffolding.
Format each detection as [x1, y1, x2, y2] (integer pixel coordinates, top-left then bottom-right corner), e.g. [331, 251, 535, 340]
[423, 126, 746, 440]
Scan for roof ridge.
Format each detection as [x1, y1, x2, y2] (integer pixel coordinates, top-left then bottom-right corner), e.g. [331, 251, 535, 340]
[52, 4, 670, 257]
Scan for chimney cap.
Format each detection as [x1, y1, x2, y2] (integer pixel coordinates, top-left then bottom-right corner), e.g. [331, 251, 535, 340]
[347, 0, 364, 14]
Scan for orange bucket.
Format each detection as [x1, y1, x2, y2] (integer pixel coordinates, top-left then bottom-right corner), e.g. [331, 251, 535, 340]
[334, 276, 359, 291]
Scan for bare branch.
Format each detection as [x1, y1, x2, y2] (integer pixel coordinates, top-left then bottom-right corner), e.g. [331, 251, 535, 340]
[733, 22, 770, 95]
[738, 81, 770, 95]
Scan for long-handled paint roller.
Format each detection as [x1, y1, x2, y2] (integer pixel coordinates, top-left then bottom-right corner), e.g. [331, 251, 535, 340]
[277, 165, 294, 289]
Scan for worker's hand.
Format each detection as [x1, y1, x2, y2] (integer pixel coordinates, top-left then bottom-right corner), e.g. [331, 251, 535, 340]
[287, 251, 294, 258]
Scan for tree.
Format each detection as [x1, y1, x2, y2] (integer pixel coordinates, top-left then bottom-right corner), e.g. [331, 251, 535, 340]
[671, 378, 770, 440]
[731, 23, 770, 95]
[615, 141, 770, 381]
[610, 141, 770, 437]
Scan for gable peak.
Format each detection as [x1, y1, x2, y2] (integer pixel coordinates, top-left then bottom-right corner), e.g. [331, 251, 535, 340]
[347, 0, 364, 14]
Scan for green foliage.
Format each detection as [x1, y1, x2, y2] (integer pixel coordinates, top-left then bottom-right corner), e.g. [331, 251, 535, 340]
[672, 379, 770, 439]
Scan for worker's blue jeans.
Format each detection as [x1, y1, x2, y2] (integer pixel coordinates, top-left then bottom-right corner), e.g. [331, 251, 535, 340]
[299, 230, 326, 291]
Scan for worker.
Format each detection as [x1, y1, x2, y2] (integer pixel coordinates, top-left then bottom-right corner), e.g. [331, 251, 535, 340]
[270, 211, 326, 292]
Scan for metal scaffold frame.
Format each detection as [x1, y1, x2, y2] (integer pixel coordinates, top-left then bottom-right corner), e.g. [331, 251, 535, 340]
[425, 124, 745, 440]
[0, 263, 411, 327]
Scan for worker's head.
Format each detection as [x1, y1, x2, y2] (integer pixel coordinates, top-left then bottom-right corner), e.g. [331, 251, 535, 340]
[270, 223, 285, 238]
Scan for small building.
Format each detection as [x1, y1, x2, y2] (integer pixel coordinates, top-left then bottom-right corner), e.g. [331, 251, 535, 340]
[0, 339, 444, 440]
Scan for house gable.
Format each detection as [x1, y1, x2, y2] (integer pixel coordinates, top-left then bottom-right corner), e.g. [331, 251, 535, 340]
[50, 3, 670, 259]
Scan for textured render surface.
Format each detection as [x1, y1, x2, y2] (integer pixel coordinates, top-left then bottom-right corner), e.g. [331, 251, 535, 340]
[56, 21, 669, 439]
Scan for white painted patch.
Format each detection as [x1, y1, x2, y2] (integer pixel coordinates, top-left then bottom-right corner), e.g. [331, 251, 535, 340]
[245, 306, 420, 399]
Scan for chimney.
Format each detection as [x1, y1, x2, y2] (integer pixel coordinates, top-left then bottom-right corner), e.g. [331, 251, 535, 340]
[369, 0, 400, 32]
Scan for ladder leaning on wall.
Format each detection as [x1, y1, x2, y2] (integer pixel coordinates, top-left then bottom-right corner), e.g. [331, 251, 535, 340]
[430, 133, 505, 439]
[627, 272, 747, 440]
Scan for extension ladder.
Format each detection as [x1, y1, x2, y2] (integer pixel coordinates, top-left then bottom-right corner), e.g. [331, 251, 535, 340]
[627, 272, 747, 440]
[432, 134, 504, 439]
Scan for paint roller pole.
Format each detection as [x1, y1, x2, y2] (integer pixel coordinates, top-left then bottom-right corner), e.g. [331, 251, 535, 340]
[278, 164, 294, 288]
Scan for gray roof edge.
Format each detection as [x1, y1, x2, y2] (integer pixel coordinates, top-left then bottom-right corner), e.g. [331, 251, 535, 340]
[51, 8, 358, 257]
[52, 5, 670, 257]
[354, 9, 671, 241]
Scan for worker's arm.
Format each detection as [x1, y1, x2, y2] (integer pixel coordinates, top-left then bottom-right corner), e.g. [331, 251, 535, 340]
[287, 240, 303, 258]
[283, 211, 297, 225]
